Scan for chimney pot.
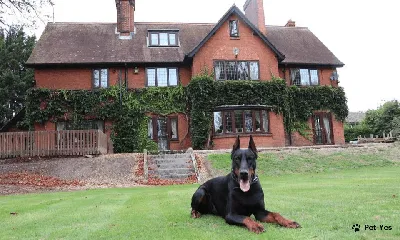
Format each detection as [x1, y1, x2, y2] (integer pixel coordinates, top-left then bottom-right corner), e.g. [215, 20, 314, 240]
[285, 19, 296, 27]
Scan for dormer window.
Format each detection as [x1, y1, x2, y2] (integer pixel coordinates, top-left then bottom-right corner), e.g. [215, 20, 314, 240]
[229, 20, 239, 37]
[148, 31, 179, 47]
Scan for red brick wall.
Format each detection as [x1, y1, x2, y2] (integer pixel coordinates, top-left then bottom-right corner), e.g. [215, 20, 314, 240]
[279, 66, 338, 87]
[35, 69, 92, 90]
[332, 115, 345, 145]
[34, 121, 56, 131]
[212, 112, 285, 149]
[192, 14, 279, 79]
[169, 113, 191, 150]
[290, 114, 345, 146]
[35, 66, 191, 90]
[290, 118, 314, 146]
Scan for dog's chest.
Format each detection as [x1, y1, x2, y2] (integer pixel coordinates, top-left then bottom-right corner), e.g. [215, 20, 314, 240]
[231, 189, 263, 207]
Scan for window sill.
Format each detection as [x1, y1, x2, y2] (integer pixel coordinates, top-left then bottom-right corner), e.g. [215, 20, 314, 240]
[230, 37, 240, 40]
[213, 133, 272, 139]
[147, 45, 180, 48]
[215, 79, 260, 81]
[291, 84, 320, 88]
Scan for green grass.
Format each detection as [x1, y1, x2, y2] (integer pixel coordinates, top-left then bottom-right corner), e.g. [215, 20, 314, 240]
[208, 145, 400, 176]
[1, 146, 400, 239]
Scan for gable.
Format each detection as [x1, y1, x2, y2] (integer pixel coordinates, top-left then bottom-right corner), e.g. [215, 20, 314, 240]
[187, 5, 284, 60]
[191, 13, 280, 80]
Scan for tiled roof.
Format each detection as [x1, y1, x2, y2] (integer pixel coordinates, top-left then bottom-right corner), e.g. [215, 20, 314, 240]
[266, 26, 344, 66]
[346, 112, 366, 123]
[27, 13, 343, 67]
[27, 22, 214, 65]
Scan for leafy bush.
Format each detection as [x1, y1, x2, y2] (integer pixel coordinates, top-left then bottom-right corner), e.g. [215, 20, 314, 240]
[344, 124, 373, 142]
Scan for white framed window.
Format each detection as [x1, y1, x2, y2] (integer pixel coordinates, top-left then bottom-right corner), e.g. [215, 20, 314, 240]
[93, 69, 108, 88]
[146, 68, 179, 87]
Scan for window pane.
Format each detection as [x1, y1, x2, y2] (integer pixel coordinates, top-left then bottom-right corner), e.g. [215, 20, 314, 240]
[237, 62, 249, 80]
[147, 69, 156, 86]
[159, 33, 168, 46]
[214, 61, 225, 80]
[168, 68, 178, 86]
[244, 110, 253, 132]
[300, 69, 310, 86]
[230, 20, 239, 37]
[95, 120, 105, 132]
[310, 70, 319, 85]
[100, 69, 108, 88]
[226, 61, 237, 80]
[157, 68, 168, 86]
[214, 112, 223, 134]
[169, 33, 176, 45]
[235, 110, 243, 133]
[170, 118, 178, 139]
[262, 110, 269, 132]
[255, 111, 261, 132]
[148, 119, 153, 139]
[224, 111, 233, 133]
[150, 33, 158, 45]
[93, 70, 100, 88]
[249, 62, 259, 80]
[56, 122, 66, 131]
[291, 68, 301, 86]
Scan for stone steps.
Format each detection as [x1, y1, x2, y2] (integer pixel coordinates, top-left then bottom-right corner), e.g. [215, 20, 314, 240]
[147, 153, 196, 180]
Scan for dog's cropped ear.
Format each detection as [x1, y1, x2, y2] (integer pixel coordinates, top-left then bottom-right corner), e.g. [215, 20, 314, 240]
[248, 135, 258, 157]
[232, 135, 240, 154]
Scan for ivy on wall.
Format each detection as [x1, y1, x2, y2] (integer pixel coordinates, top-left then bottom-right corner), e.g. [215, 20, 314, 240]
[186, 74, 348, 149]
[25, 75, 348, 151]
[25, 85, 186, 153]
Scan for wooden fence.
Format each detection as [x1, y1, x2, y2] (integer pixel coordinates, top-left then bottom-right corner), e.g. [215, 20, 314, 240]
[0, 130, 107, 159]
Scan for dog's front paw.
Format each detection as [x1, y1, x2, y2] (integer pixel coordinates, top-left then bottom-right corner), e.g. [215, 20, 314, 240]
[286, 221, 301, 228]
[244, 218, 265, 234]
[248, 222, 265, 234]
[191, 209, 201, 218]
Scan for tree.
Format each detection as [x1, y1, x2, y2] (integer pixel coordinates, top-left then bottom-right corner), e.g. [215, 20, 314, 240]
[363, 100, 400, 136]
[0, 0, 54, 29]
[0, 26, 35, 129]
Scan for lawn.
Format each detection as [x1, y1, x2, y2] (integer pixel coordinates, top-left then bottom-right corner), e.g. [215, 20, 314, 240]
[1, 146, 399, 240]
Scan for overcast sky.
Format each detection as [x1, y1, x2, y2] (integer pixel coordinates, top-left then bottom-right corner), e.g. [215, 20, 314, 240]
[33, 0, 399, 112]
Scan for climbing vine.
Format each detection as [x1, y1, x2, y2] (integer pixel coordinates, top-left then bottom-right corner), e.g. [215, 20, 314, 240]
[186, 74, 348, 149]
[25, 85, 186, 153]
[25, 74, 348, 151]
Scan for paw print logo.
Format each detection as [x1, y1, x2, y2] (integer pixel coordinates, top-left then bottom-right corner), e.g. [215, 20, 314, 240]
[352, 224, 360, 232]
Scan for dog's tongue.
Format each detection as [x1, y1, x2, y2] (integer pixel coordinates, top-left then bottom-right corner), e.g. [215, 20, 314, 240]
[240, 179, 250, 192]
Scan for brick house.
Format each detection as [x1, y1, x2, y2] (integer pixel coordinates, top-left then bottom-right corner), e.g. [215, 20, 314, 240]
[26, 0, 345, 151]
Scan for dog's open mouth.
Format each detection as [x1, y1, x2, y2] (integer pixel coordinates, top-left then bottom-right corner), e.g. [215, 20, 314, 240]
[239, 178, 250, 192]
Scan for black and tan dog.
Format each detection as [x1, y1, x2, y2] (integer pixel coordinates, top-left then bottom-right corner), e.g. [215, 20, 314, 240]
[190, 136, 300, 233]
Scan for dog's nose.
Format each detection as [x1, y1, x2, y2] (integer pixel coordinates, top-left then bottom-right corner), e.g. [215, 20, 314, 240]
[240, 170, 249, 178]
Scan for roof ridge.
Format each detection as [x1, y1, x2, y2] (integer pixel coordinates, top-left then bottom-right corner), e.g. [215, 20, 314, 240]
[266, 25, 309, 29]
[49, 22, 115, 25]
[136, 22, 215, 25]
[48, 22, 216, 25]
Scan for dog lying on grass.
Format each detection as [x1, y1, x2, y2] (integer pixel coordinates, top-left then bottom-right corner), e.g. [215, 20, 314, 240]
[190, 136, 300, 233]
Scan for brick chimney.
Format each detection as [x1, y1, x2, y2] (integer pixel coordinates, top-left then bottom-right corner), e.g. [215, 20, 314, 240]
[115, 0, 135, 36]
[243, 0, 267, 35]
[285, 19, 296, 27]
